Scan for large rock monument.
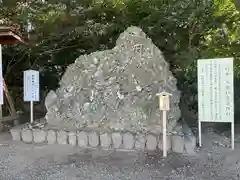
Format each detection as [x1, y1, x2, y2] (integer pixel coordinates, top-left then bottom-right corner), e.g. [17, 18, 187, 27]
[10, 26, 196, 155]
[44, 26, 181, 133]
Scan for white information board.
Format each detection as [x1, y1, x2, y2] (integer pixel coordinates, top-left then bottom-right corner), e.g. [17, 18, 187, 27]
[198, 58, 234, 123]
[24, 70, 39, 102]
[0, 45, 3, 105]
[197, 58, 234, 149]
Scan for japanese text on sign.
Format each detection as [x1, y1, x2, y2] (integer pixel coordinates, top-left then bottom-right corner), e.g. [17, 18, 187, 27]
[197, 58, 234, 123]
[24, 70, 39, 102]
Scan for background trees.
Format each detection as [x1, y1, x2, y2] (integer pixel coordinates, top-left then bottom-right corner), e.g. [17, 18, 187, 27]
[0, 0, 240, 125]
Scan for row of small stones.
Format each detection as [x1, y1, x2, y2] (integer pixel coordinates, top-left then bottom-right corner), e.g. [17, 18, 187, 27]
[10, 128, 195, 153]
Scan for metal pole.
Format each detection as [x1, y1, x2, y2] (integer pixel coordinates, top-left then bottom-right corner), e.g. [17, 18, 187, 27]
[30, 101, 33, 123]
[198, 120, 202, 147]
[231, 122, 235, 150]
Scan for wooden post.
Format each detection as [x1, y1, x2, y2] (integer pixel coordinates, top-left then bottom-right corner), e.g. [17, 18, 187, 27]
[156, 92, 172, 158]
[162, 110, 167, 157]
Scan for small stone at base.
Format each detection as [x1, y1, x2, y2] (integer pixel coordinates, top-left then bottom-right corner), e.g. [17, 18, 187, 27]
[10, 128, 21, 141]
[88, 132, 99, 148]
[100, 133, 112, 148]
[57, 130, 68, 145]
[158, 135, 171, 151]
[171, 135, 184, 153]
[33, 129, 46, 143]
[135, 134, 146, 150]
[21, 129, 33, 143]
[78, 131, 88, 147]
[146, 135, 157, 151]
[68, 132, 77, 146]
[112, 133, 122, 149]
[184, 136, 196, 155]
[123, 132, 134, 149]
[47, 130, 57, 144]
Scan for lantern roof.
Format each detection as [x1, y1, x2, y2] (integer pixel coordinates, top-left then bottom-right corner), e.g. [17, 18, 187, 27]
[156, 92, 172, 97]
[0, 26, 26, 44]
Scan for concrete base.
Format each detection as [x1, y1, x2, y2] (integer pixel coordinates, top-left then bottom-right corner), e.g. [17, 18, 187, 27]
[9, 122, 196, 155]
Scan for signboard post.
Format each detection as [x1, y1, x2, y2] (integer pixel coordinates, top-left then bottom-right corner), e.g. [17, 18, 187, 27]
[197, 58, 234, 149]
[156, 92, 172, 157]
[24, 70, 39, 124]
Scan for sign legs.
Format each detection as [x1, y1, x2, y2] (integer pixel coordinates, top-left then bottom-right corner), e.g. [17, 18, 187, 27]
[0, 105, 2, 121]
[198, 121, 202, 147]
[30, 101, 33, 124]
[231, 122, 235, 150]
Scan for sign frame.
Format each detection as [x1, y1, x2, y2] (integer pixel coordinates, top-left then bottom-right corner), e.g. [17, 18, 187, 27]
[197, 57, 234, 149]
[23, 69, 40, 123]
[24, 70, 39, 102]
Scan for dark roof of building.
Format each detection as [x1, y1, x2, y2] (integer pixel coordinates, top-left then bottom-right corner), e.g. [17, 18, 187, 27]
[0, 26, 26, 44]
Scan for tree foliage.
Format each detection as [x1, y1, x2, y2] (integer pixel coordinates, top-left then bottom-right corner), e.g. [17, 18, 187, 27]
[0, 0, 240, 117]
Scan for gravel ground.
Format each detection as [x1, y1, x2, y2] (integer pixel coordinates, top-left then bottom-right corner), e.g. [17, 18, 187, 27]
[0, 130, 240, 180]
